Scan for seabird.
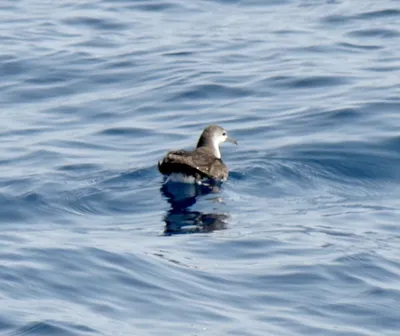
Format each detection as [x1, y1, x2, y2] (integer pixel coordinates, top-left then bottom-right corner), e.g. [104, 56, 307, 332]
[158, 125, 237, 183]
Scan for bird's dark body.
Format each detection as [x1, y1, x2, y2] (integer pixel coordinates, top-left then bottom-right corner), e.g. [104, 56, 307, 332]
[158, 147, 228, 182]
[158, 125, 236, 183]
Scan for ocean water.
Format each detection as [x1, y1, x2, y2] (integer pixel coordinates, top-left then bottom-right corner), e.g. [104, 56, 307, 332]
[1, 0, 400, 335]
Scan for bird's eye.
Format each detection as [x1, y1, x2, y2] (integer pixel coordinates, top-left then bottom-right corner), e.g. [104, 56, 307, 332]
[222, 132, 226, 136]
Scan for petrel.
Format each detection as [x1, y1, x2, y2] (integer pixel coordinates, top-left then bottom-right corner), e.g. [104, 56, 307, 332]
[158, 125, 237, 184]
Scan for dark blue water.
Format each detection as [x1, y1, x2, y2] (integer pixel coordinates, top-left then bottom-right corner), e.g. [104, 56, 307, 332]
[1, 0, 400, 335]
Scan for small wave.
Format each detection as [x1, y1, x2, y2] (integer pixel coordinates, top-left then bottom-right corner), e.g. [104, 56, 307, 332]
[286, 144, 400, 183]
[338, 42, 382, 51]
[62, 187, 110, 216]
[57, 163, 101, 173]
[8, 320, 97, 336]
[358, 8, 400, 20]
[233, 135, 400, 202]
[132, 2, 182, 12]
[322, 8, 400, 24]
[268, 75, 349, 89]
[347, 28, 399, 38]
[97, 127, 155, 137]
[168, 83, 251, 102]
[321, 14, 351, 24]
[62, 16, 128, 31]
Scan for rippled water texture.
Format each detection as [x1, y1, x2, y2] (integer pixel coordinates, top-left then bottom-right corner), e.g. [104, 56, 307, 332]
[1, 0, 400, 335]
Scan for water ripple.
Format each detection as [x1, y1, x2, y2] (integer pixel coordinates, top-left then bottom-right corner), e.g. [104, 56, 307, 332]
[348, 28, 399, 38]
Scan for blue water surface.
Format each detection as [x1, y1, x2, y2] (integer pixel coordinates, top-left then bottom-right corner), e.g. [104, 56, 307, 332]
[1, 0, 400, 335]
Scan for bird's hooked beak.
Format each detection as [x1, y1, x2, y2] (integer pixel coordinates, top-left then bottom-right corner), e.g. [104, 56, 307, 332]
[226, 136, 238, 145]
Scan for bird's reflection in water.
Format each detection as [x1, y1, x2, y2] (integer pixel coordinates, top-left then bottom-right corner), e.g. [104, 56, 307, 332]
[163, 209, 228, 235]
[160, 180, 229, 235]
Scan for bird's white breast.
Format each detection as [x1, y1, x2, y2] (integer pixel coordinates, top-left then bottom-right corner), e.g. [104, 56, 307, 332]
[167, 173, 197, 184]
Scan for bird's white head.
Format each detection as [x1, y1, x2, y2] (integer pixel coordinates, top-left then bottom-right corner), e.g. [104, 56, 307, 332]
[197, 125, 237, 159]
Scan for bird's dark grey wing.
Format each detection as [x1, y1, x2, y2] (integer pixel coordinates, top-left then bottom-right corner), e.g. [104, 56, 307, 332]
[191, 148, 228, 180]
[158, 150, 207, 179]
[158, 148, 228, 180]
